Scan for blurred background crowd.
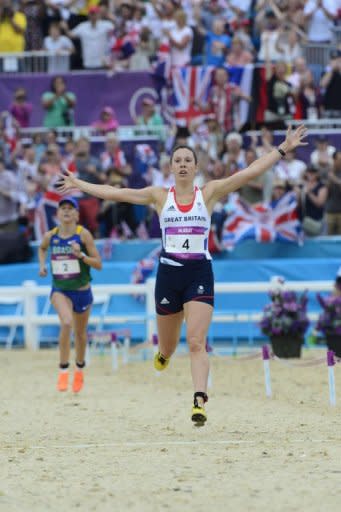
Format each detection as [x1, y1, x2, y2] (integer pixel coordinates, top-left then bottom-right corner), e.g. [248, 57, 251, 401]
[0, 0, 341, 247]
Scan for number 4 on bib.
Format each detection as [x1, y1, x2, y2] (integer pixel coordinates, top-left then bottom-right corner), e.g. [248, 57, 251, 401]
[182, 239, 190, 250]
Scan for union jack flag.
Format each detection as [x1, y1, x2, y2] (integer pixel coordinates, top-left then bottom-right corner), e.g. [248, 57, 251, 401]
[222, 191, 303, 250]
[172, 66, 214, 126]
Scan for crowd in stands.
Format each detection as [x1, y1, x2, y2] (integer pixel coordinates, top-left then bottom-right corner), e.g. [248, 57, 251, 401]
[1, 0, 341, 247]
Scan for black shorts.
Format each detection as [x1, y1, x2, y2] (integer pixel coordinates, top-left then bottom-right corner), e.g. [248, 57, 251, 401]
[155, 260, 214, 315]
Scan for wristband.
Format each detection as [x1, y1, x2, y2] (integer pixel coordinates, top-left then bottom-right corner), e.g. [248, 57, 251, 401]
[79, 252, 86, 260]
[277, 147, 286, 158]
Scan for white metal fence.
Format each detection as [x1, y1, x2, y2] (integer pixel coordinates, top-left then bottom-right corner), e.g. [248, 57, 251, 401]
[0, 51, 71, 73]
[0, 279, 333, 350]
[19, 125, 168, 144]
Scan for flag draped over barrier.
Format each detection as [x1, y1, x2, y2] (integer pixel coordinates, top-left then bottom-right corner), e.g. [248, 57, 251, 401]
[222, 191, 302, 250]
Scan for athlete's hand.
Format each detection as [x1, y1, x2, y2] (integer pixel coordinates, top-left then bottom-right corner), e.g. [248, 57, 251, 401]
[280, 124, 308, 153]
[39, 266, 48, 277]
[56, 169, 78, 193]
[69, 241, 82, 258]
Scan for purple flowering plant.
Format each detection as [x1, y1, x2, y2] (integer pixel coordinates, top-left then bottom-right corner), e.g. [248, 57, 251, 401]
[316, 293, 341, 336]
[260, 289, 310, 337]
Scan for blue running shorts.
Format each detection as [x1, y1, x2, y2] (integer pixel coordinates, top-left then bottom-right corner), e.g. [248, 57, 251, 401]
[51, 287, 93, 313]
[155, 260, 214, 315]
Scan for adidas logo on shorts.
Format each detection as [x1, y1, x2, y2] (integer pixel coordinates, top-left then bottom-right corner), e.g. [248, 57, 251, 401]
[160, 297, 170, 304]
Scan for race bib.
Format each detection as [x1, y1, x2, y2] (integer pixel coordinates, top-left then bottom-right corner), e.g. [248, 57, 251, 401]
[51, 257, 81, 280]
[165, 226, 206, 254]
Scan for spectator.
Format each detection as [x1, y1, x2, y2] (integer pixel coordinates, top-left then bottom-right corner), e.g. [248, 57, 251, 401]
[201, 0, 226, 32]
[239, 147, 274, 204]
[9, 87, 32, 128]
[21, 0, 45, 51]
[0, 158, 21, 233]
[38, 143, 65, 186]
[251, 126, 275, 157]
[41, 76, 76, 128]
[270, 178, 289, 207]
[16, 145, 38, 181]
[287, 57, 310, 92]
[320, 50, 341, 119]
[296, 70, 321, 120]
[274, 149, 307, 187]
[0, 124, 12, 166]
[43, 22, 74, 73]
[326, 151, 341, 235]
[91, 106, 119, 134]
[257, 9, 282, 62]
[204, 67, 251, 133]
[226, 37, 253, 67]
[275, 27, 303, 64]
[264, 61, 295, 129]
[100, 133, 131, 178]
[129, 27, 155, 70]
[73, 137, 102, 235]
[106, 23, 136, 75]
[97, 169, 138, 239]
[221, 132, 246, 175]
[134, 98, 164, 126]
[304, 0, 338, 43]
[151, 153, 175, 188]
[310, 135, 336, 181]
[0, 2, 27, 55]
[204, 19, 231, 67]
[229, 19, 254, 54]
[66, 5, 114, 69]
[166, 9, 193, 67]
[297, 167, 327, 237]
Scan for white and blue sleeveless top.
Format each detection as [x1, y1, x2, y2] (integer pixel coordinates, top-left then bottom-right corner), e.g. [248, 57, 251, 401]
[159, 186, 212, 264]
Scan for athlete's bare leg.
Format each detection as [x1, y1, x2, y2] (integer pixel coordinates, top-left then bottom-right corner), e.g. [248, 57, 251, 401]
[184, 301, 213, 402]
[73, 307, 91, 364]
[156, 310, 184, 359]
[51, 292, 73, 365]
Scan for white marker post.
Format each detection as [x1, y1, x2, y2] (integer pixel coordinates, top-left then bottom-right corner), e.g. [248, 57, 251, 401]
[327, 350, 336, 406]
[122, 335, 130, 365]
[262, 345, 272, 398]
[111, 333, 118, 372]
[152, 333, 159, 355]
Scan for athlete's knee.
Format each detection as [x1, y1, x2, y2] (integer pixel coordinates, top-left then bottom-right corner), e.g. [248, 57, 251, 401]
[187, 333, 206, 353]
[60, 317, 73, 330]
[74, 330, 87, 344]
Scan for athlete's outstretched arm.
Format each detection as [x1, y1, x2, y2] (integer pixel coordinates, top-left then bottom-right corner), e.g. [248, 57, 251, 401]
[205, 125, 307, 205]
[57, 170, 160, 205]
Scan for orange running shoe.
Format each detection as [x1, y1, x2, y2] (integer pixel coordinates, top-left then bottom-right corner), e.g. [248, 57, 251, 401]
[57, 371, 69, 392]
[72, 370, 84, 393]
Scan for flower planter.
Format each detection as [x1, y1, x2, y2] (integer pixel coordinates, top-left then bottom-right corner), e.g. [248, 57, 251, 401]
[326, 335, 341, 358]
[271, 336, 303, 358]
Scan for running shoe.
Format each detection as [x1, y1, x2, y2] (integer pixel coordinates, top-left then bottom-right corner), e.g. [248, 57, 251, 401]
[191, 404, 207, 424]
[153, 351, 170, 371]
[72, 370, 84, 393]
[57, 371, 69, 392]
[191, 392, 208, 425]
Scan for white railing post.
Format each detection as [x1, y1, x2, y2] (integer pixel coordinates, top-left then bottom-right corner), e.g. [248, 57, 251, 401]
[23, 280, 38, 350]
[146, 278, 156, 342]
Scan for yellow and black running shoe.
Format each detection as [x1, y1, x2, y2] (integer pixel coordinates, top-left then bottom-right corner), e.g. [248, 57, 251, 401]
[153, 351, 170, 371]
[191, 392, 208, 425]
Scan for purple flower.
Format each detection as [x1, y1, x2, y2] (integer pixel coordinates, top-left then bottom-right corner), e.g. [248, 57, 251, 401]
[316, 292, 341, 336]
[260, 289, 310, 337]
